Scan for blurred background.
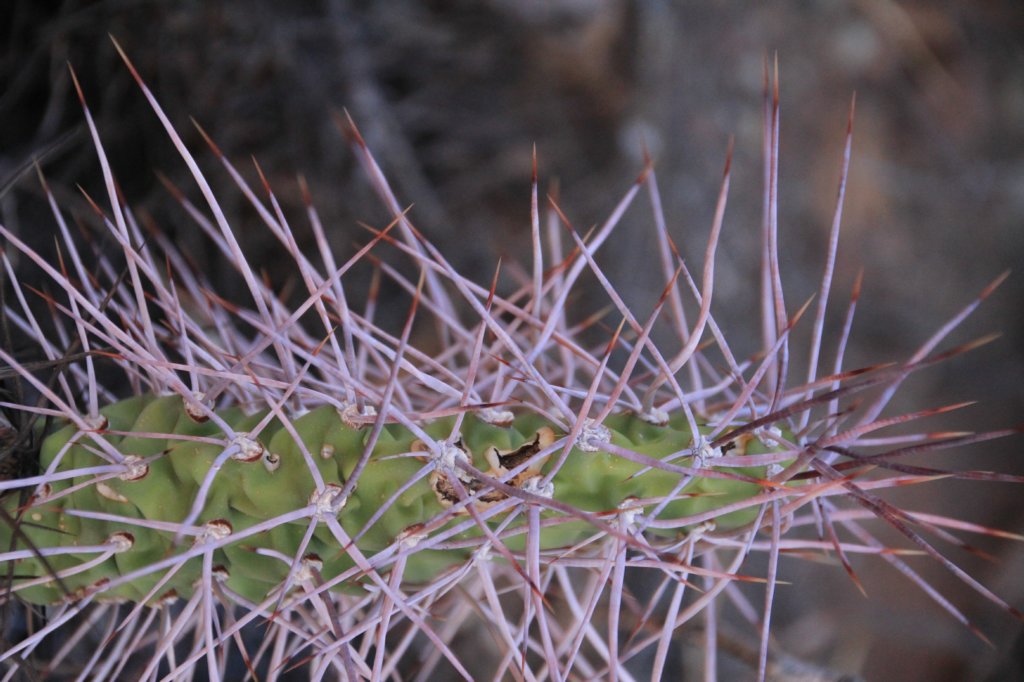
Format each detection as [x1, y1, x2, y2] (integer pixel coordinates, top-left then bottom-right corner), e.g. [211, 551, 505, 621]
[2, 1, 1022, 679]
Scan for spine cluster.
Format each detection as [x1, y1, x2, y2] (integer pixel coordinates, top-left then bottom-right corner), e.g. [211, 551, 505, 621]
[0, 43, 1018, 681]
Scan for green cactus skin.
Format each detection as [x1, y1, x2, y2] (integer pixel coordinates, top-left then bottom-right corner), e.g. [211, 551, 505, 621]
[3, 394, 777, 605]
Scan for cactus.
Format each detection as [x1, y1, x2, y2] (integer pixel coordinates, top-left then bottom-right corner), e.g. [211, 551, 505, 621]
[7, 397, 776, 607]
[1, 42, 1021, 681]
